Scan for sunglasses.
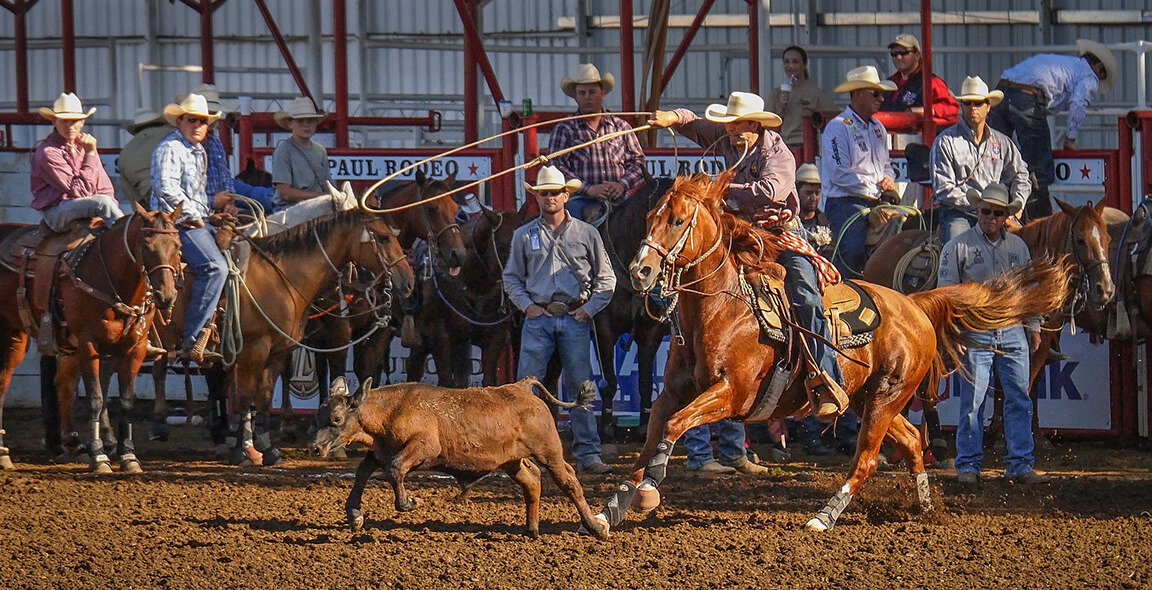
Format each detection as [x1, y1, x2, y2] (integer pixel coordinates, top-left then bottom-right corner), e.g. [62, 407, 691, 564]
[181, 115, 209, 126]
[978, 207, 1007, 218]
[960, 100, 989, 107]
[889, 50, 914, 58]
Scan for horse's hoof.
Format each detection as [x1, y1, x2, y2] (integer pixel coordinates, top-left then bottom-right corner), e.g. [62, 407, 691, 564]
[245, 446, 264, 465]
[213, 443, 231, 458]
[396, 497, 419, 512]
[261, 448, 283, 467]
[90, 456, 113, 474]
[0, 454, 14, 470]
[228, 448, 254, 467]
[120, 455, 144, 474]
[804, 516, 831, 532]
[578, 514, 610, 539]
[348, 511, 364, 532]
[632, 484, 661, 513]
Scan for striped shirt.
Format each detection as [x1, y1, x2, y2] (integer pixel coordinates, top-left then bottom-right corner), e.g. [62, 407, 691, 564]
[204, 130, 235, 197]
[150, 131, 210, 223]
[547, 112, 646, 197]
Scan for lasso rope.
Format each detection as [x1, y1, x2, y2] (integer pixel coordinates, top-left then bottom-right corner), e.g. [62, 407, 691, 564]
[830, 203, 923, 277]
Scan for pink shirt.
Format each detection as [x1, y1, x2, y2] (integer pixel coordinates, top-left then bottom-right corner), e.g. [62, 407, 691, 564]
[30, 130, 114, 211]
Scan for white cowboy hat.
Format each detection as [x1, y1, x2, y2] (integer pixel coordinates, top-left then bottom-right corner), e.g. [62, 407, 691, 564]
[274, 96, 327, 130]
[162, 93, 223, 126]
[887, 33, 921, 52]
[796, 163, 821, 185]
[704, 92, 782, 127]
[834, 66, 898, 94]
[1076, 39, 1118, 94]
[39, 92, 97, 121]
[561, 63, 616, 98]
[123, 108, 166, 134]
[523, 165, 582, 193]
[954, 76, 1004, 107]
[967, 183, 1023, 216]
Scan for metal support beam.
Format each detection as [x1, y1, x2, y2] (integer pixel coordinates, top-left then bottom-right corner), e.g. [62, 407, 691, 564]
[747, 0, 758, 94]
[61, 0, 75, 92]
[920, 0, 935, 146]
[333, 0, 350, 147]
[657, 0, 716, 98]
[619, 0, 635, 114]
[13, 0, 30, 112]
[200, 0, 215, 82]
[454, 0, 506, 104]
[252, 0, 315, 106]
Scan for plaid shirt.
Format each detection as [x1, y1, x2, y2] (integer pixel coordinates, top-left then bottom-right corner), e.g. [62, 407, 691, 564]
[204, 130, 235, 197]
[151, 131, 210, 222]
[547, 112, 646, 197]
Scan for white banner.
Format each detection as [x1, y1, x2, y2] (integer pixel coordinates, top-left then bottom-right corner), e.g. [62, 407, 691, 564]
[261, 155, 493, 182]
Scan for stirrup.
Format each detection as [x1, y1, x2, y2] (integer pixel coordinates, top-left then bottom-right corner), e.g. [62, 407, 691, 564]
[180, 328, 221, 364]
[807, 371, 848, 420]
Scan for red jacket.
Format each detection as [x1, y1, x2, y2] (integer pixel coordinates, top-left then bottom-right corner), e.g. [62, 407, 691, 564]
[880, 69, 959, 120]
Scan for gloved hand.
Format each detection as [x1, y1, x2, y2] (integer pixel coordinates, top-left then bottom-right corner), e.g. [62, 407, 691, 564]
[755, 208, 794, 229]
[879, 190, 901, 205]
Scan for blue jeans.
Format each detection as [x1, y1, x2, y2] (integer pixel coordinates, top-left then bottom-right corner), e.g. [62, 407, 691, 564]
[517, 314, 602, 467]
[988, 85, 1055, 188]
[779, 250, 844, 386]
[938, 205, 976, 245]
[179, 225, 228, 349]
[41, 195, 124, 232]
[564, 197, 608, 225]
[825, 196, 872, 280]
[684, 420, 746, 468]
[954, 326, 1035, 478]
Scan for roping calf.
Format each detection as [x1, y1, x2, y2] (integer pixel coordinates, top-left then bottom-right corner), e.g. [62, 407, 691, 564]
[311, 376, 610, 540]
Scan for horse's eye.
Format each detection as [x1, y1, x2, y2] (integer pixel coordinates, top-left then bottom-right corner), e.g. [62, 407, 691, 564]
[671, 218, 685, 227]
[376, 234, 390, 244]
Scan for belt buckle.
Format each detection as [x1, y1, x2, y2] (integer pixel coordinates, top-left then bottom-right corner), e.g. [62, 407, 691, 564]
[546, 301, 570, 316]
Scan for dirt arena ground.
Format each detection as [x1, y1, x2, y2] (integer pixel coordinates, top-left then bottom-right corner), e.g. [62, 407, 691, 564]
[1, 407, 1151, 590]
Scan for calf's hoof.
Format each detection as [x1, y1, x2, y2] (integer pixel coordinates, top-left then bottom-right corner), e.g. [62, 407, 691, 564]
[578, 513, 610, 540]
[347, 510, 365, 532]
[632, 484, 660, 513]
[525, 526, 540, 539]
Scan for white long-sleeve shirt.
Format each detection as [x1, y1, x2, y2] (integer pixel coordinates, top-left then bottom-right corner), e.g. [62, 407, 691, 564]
[820, 107, 894, 200]
[1001, 54, 1099, 140]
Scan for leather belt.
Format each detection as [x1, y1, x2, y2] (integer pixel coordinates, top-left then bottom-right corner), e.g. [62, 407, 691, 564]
[997, 79, 1041, 96]
[539, 297, 587, 316]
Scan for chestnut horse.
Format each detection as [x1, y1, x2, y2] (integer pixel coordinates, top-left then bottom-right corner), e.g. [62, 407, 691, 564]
[591, 173, 1070, 534]
[0, 204, 182, 471]
[406, 203, 521, 387]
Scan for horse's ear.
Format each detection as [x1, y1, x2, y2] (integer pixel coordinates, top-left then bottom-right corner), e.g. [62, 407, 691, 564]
[708, 170, 738, 205]
[1094, 198, 1107, 213]
[132, 200, 148, 216]
[1054, 198, 1076, 217]
[445, 171, 457, 185]
[415, 169, 427, 185]
[244, 158, 257, 173]
[171, 203, 184, 221]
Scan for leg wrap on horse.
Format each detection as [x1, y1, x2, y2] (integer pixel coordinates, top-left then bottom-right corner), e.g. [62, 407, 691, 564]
[602, 481, 639, 527]
[252, 413, 282, 466]
[89, 420, 110, 464]
[117, 423, 136, 456]
[915, 472, 932, 512]
[643, 439, 674, 486]
[809, 488, 853, 531]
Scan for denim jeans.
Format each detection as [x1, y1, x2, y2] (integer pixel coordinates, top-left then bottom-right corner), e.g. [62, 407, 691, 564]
[564, 197, 607, 225]
[825, 196, 872, 280]
[988, 86, 1055, 188]
[779, 250, 844, 386]
[954, 326, 1035, 478]
[938, 205, 976, 245]
[684, 420, 746, 468]
[179, 225, 228, 349]
[517, 314, 602, 467]
[41, 195, 124, 232]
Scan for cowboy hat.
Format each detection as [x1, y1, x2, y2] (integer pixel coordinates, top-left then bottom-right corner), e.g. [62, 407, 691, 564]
[177, 83, 235, 114]
[834, 66, 898, 94]
[887, 33, 921, 52]
[162, 93, 223, 126]
[954, 76, 1004, 107]
[561, 64, 616, 98]
[704, 92, 782, 127]
[967, 183, 1023, 216]
[122, 108, 166, 134]
[273, 96, 327, 130]
[796, 163, 821, 185]
[523, 165, 581, 193]
[1076, 39, 1118, 94]
[39, 92, 97, 121]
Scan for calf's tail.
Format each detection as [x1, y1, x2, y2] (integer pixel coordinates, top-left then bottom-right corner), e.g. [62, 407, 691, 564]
[527, 377, 596, 411]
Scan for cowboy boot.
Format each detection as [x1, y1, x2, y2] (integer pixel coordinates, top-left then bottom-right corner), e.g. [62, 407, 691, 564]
[179, 327, 223, 365]
[808, 372, 849, 421]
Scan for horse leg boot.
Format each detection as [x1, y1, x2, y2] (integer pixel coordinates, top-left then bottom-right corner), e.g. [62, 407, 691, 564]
[0, 424, 11, 471]
[252, 411, 283, 467]
[86, 420, 113, 474]
[226, 409, 262, 466]
[591, 438, 673, 532]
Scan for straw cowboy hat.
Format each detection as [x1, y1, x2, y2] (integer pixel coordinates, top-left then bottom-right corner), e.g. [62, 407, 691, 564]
[523, 165, 582, 193]
[274, 96, 327, 130]
[123, 108, 166, 134]
[1076, 39, 1118, 94]
[967, 183, 1023, 216]
[561, 63, 616, 98]
[955, 76, 1004, 107]
[39, 92, 97, 121]
[704, 91, 782, 127]
[163, 93, 223, 126]
[796, 163, 821, 185]
[834, 66, 898, 94]
[887, 33, 921, 52]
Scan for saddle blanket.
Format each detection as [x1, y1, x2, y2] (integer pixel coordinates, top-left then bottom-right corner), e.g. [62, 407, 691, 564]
[748, 274, 881, 349]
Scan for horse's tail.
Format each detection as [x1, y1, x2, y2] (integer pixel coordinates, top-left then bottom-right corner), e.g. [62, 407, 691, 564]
[910, 257, 1074, 373]
[526, 377, 596, 411]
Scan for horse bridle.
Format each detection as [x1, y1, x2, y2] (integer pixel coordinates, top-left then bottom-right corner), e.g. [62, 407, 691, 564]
[1052, 205, 1111, 312]
[124, 214, 183, 312]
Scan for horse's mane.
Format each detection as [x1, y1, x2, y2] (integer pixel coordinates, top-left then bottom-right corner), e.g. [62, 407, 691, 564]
[251, 208, 367, 257]
[1013, 210, 1071, 255]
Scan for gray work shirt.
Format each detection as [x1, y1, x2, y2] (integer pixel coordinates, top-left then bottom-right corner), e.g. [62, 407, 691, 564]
[271, 138, 330, 207]
[503, 213, 616, 317]
[931, 119, 1031, 211]
[938, 226, 1040, 332]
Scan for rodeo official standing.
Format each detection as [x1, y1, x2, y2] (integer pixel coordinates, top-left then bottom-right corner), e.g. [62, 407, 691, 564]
[937, 183, 1048, 486]
[503, 166, 616, 475]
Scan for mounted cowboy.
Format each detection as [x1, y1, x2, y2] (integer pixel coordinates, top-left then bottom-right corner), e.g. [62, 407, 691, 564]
[29, 92, 126, 352]
[151, 93, 233, 364]
[931, 75, 1031, 244]
[548, 64, 646, 223]
[649, 91, 848, 420]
